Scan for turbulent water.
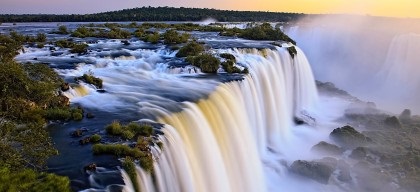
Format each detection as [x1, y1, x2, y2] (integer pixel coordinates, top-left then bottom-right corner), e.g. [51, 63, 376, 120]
[287, 16, 420, 113]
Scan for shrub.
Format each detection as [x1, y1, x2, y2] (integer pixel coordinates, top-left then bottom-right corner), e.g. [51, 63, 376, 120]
[239, 23, 296, 45]
[92, 144, 143, 158]
[106, 121, 123, 135]
[176, 41, 205, 57]
[0, 167, 71, 192]
[134, 28, 145, 38]
[144, 32, 160, 44]
[220, 53, 236, 62]
[36, 43, 45, 48]
[70, 43, 88, 54]
[139, 154, 154, 172]
[127, 122, 153, 137]
[90, 134, 101, 143]
[75, 74, 103, 88]
[36, 33, 47, 43]
[58, 25, 69, 34]
[55, 39, 74, 48]
[45, 108, 71, 121]
[72, 112, 83, 121]
[187, 54, 220, 73]
[287, 46, 297, 58]
[122, 130, 135, 140]
[122, 157, 140, 192]
[163, 29, 190, 44]
[221, 60, 241, 73]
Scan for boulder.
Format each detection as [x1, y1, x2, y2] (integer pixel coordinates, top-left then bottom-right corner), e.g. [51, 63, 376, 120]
[290, 158, 337, 184]
[384, 116, 402, 128]
[71, 129, 83, 137]
[337, 160, 352, 182]
[330, 125, 372, 149]
[399, 109, 411, 122]
[79, 137, 91, 145]
[84, 163, 97, 172]
[311, 141, 344, 156]
[349, 147, 368, 160]
[86, 113, 95, 119]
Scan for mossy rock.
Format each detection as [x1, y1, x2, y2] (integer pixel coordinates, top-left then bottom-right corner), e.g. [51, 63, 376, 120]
[330, 125, 372, 149]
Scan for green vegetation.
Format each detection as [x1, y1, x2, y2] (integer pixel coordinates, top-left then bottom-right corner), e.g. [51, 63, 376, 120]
[122, 157, 140, 192]
[105, 121, 154, 139]
[55, 39, 75, 48]
[75, 74, 103, 88]
[176, 41, 205, 57]
[90, 134, 102, 143]
[57, 25, 69, 34]
[187, 54, 220, 73]
[287, 46, 298, 58]
[221, 60, 241, 73]
[220, 53, 236, 62]
[144, 32, 160, 44]
[92, 144, 144, 158]
[0, 31, 71, 191]
[71, 26, 131, 39]
[0, 7, 304, 23]
[163, 29, 190, 44]
[0, 167, 71, 192]
[239, 23, 296, 44]
[70, 43, 88, 54]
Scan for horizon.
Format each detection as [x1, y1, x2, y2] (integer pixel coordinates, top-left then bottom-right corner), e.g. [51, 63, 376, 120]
[1, 0, 419, 19]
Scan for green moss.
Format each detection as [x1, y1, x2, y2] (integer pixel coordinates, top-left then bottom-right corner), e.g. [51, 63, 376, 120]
[45, 108, 71, 121]
[72, 112, 83, 121]
[175, 41, 205, 57]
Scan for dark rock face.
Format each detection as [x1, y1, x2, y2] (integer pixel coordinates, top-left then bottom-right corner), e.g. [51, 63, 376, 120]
[330, 125, 372, 149]
[384, 116, 402, 128]
[349, 147, 368, 160]
[290, 158, 337, 184]
[86, 113, 95, 119]
[399, 109, 411, 122]
[311, 141, 344, 156]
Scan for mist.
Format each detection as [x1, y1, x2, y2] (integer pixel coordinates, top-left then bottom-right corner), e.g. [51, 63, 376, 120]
[287, 15, 420, 114]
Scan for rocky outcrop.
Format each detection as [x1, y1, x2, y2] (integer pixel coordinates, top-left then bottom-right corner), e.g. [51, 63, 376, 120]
[289, 158, 337, 184]
[330, 125, 372, 149]
[311, 141, 344, 156]
[384, 116, 402, 128]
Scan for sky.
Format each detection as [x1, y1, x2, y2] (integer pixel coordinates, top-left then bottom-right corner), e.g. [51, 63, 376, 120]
[0, 0, 419, 18]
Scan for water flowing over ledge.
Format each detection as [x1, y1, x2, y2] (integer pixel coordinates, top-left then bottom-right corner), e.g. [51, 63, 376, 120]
[126, 46, 318, 192]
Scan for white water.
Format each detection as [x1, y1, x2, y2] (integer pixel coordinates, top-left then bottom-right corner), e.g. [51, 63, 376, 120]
[287, 16, 420, 114]
[128, 47, 319, 192]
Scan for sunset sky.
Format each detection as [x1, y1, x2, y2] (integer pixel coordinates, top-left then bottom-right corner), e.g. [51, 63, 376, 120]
[1, 0, 419, 18]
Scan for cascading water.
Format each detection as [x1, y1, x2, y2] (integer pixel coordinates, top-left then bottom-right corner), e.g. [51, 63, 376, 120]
[126, 47, 319, 192]
[287, 16, 420, 113]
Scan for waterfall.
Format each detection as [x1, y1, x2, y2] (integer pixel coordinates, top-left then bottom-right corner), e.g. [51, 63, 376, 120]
[127, 47, 318, 192]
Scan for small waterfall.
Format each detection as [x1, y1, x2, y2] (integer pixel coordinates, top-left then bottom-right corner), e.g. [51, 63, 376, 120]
[61, 84, 91, 99]
[127, 47, 318, 192]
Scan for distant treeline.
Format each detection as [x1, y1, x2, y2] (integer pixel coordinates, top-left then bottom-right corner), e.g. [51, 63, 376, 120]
[0, 6, 306, 23]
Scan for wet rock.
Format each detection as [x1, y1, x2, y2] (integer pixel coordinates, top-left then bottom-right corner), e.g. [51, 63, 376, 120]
[71, 129, 83, 137]
[337, 160, 352, 182]
[384, 116, 402, 128]
[79, 137, 91, 145]
[350, 147, 368, 160]
[121, 40, 130, 46]
[330, 125, 372, 149]
[84, 163, 97, 172]
[311, 141, 344, 156]
[61, 82, 70, 92]
[290, 158, 336, 184]
[96, 89, 106, 93]
[86, 113, 95, 119]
